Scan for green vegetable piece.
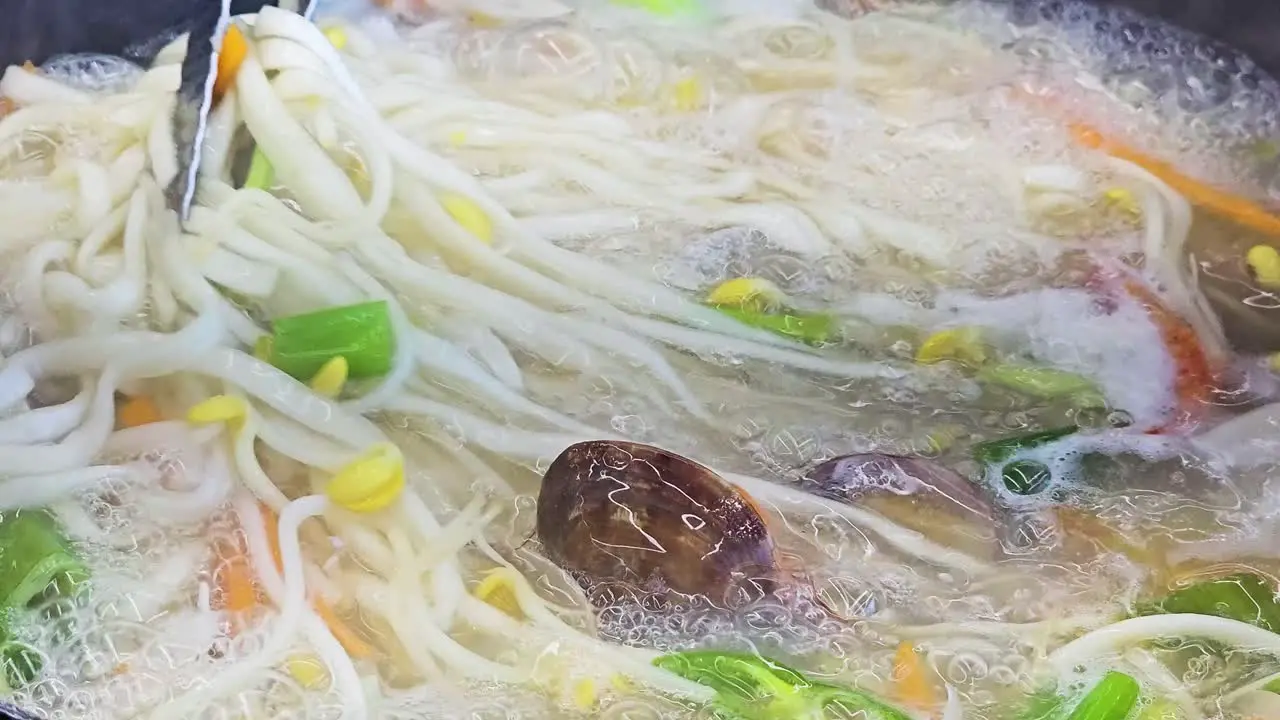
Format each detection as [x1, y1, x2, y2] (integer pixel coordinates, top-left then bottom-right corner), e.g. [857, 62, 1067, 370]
[1067, 672, 1140, 720]
[611, 0, 702, 17]
[1137, 573, 1280, 632]
[1266, 676, 1280, 694]
[268, 301, 394, 382]
[654, 650, 911, 720]
[243, 147, 275, 191]
[971, 426, 1078, 466]
[0, 639, 41, 688]
[715, 306, 835, 347]
[0, 511, 85, 610]
[1004, 460, 1052, 495]
[805, 682, 914, 720]
[977, 364, 1098, 399]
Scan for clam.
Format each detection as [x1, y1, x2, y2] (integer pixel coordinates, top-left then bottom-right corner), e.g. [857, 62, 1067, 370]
[537, 440, 782, 608]
[799, 453, 1004, 557]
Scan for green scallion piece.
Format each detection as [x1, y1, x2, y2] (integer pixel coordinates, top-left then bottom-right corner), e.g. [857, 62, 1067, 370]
[1066, 672, 1140, 720]
[971, 426, 1078, 467]
[243, 147, 275, 191]
[715, 307, 836, 347]
[1137, 573, 1280, 632]
[654, 650, 911, 720]
[976, 364, 1098, 399]
[0, 511, 85, 610]
[266, 301, 395, 382]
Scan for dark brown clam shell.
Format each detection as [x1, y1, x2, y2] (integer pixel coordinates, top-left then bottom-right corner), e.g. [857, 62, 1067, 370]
[537, 440, 781, 607]
[799, 454, 1002, 556]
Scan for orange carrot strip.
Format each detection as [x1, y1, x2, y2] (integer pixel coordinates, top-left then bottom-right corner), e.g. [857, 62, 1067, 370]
[311, 596, 376, 659]
[1069, 122, 1280, 238]
[257, 503, 375, 659]
[260, 502, 285, 572]
[1120, 280, 1215, 427]
[116, 396, 163, 429]
[214, 539, 259, 636]
[1013, 86, 1280, 238]
[892, 641, 937, 711]
[213, 24, 249, 102]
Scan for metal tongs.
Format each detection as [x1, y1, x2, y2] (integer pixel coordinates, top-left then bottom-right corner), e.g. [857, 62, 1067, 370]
[168, 0, 321, 223]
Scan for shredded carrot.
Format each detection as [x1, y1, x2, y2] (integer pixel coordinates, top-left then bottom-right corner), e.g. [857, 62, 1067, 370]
[1069, 122, 1280, 238]
[215, 541, 259, 620]
[1017, 85, 1280, 239]
[1120, 280, 1215, 429]
[213, 24, 249, 102]
[259, 502, 285, 572]
[256, 503, 375, 659]
[311, 596, 376, 659]
[892, 641, 937, 710]
[116, 395, 163, 429]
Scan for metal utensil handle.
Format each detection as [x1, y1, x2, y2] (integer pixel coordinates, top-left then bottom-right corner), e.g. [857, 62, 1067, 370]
[166, 0, 233, 221]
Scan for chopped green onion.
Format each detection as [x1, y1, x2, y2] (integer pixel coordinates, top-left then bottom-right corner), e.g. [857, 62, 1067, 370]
[971, 426, 1078, 467]
[715, 307, 836, 346]
[0, 511, 85, 610]
[1066, 672, 1140, 720]
[611, 0, 703, 17]
[972, 427, 1078, 497]
[654, 650, 911, 720]
[0, 511, 82, 690]
[243, 147, 275, 191]
[976, 364, 1099, 399]
[0, 637, 41, 689]
[265, 301, 394, 382]
[1136, 573, 1280, 632]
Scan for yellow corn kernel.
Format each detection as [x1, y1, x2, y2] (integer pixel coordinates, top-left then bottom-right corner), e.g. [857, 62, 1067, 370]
[572, 678, 597, 711]
[440, 193, 493, 244]
[186, 395, 248, 425]
[705, 277, 785, 311]
[474, 570, 523, 618]
[447, 130, 467, 146]
[915, 327, 987, 366]
[325, 443, 405, 513]
[285, 654, 330, 689]
[673, 76, 702, 111]
[322, 26, 348, 51]
[253, 335, 274, 362]
[309, 356, 349, 398]
[1268, 352, 1280, 374]
[1102, 187, 1141, 217]
[1247, 244, 1280, 289]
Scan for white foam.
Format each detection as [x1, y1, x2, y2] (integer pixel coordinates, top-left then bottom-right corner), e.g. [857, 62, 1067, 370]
[934, 288, 1178, 428]
[985, 427, 1187, 507]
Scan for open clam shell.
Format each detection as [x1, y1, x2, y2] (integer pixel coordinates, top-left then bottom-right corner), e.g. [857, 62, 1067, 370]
[537, 440, 782, 607]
